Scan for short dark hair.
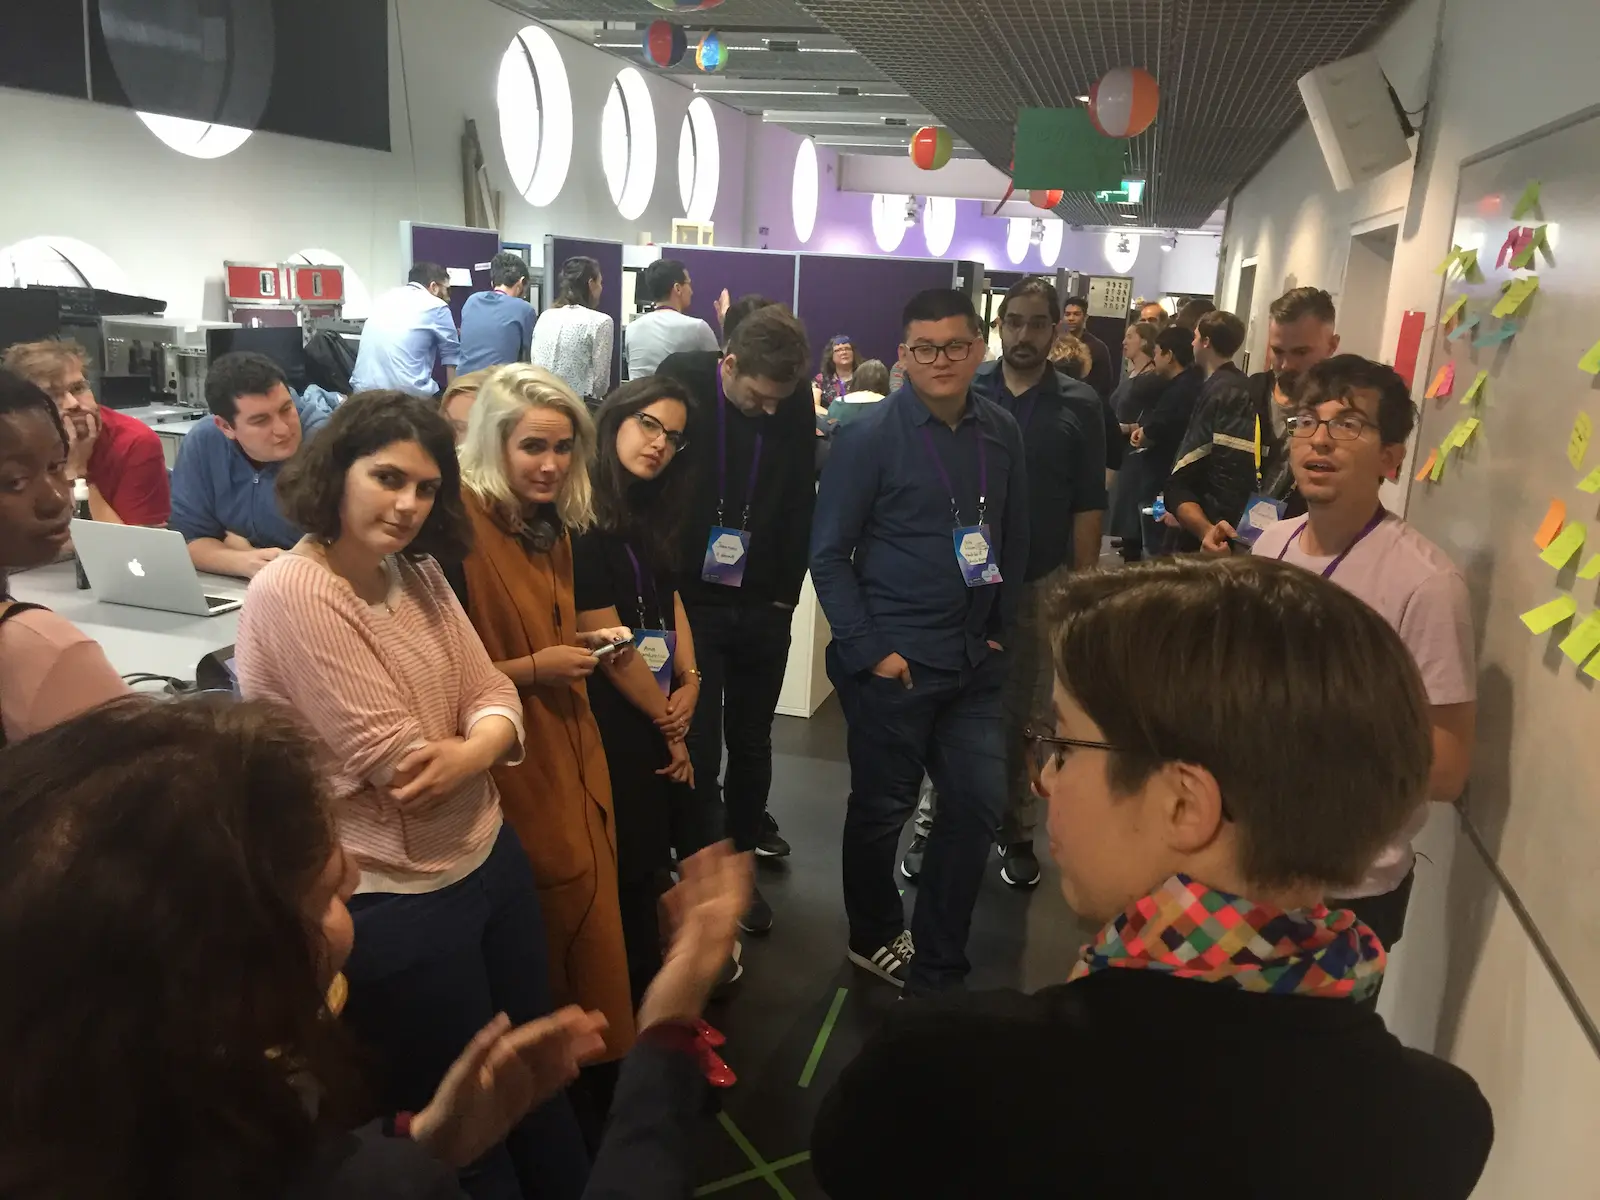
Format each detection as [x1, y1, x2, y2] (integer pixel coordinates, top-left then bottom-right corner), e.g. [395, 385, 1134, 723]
[643, 259, 689, 304]
[1173, 298, 1216, 330]
[277, 391, 471, 562]
[554, 256, 602, 309]
[591, 376, 697, 572]
[1154, 324, 1196, 368]
[722, 294, 776, 342]
[205, 351, 287, 422]
[851, 359, 891, 394]
[1297, 354, 1417, 446]
[408, 262, 450, 289]
[489, 251, 530, 290]
[1046, 556, 1431, 891]
[1062, 294, 1089, 314]
[998, 276, 1062, 327]
[1269, 286, 1336, 327]
[901, 288, 980, 338]
[0, 366, 66, 452]
[1195, 310, 1246, 359]
[726, 305, 809, 386]
[0, 695, 365, 1195]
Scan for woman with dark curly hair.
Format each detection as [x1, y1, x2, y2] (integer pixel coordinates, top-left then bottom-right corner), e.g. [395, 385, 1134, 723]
[573, 377, 700, 1000]
[233, 391, 591, 1200]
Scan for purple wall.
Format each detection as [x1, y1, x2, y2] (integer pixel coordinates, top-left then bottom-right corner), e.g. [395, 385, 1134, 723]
[405, 223, 502, 326]
[796, 255, 957, 368]
[670, 246, 798, 330]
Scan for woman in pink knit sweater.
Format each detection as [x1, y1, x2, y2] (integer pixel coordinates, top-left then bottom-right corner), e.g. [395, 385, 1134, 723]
[234, 391, 590, 1200]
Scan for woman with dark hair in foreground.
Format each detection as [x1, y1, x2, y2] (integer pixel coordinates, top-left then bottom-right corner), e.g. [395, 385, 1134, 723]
[0, 695, 747, 1199]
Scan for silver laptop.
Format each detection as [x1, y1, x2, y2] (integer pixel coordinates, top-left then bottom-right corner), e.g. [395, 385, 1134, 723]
[70, 521, 244, 617]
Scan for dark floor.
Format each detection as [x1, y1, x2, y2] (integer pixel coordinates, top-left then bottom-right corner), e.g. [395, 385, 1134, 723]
[687, 695, 1098, 1198]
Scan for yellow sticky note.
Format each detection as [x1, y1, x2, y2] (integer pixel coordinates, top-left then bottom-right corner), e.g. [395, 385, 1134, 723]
[1579, 467, 1600, 494]
[1493, 274, 1541, 318]
[1586, 653, 1600, 681]
[1571, 413, 1594, 470]
[1559, 612, 1600, 666]
[1461, 370, 1489, 405]
[1458, 248, 1484, 282]
[1442, 295, 1468, 325]
[1580, 339, 1600, 376]
[1579, 555, 1600, 581]
[1434, 245, 1462, 275]
[1521, 595, 1578, 633]
[1513, 179, 1542, 220]
[1459, 417, 1481, 446]
[1429, 445, 1448, 482]
[1540, 521, 1587, 569]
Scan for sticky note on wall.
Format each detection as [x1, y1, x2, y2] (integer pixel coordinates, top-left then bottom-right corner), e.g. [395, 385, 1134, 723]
[1534, 499, 1567, 548]
[1425, 363, 1455, 399]
[1414, 448, 1439, 482]
[1559, 612, 1600, 666]
[1570, 413, 1594, 470]
[1513, 179, 1543, 220]
[1461, 371, 1490, 405]
[1540, 522, 1587, 569]
[1580, 339, 1600, 376]
[1521, 595, 1578, 633]
[1579, 555, 1600, 581]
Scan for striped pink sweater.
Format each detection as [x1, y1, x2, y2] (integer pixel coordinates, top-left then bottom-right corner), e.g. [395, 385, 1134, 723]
[235, 551, 523, 887]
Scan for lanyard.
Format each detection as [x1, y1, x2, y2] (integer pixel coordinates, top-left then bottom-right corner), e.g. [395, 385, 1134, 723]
[1253, 414, 1263, 489]
[715, 366, 764, 529]
[918, 422, 988, 525]
[1277, 508, 1385, 579]
[623, 543, 666, 629]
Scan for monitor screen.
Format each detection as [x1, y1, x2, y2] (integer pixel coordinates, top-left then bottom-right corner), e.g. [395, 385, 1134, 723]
[206, 326, 307, 394]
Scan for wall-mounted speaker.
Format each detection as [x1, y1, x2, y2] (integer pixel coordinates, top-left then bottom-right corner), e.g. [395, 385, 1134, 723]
[1297, 51, 1413, 192]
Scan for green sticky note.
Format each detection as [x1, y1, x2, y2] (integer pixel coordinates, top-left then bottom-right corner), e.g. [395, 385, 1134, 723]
[1579, 339, 1600, 376]
[1513, 180, 1542, 220]
[1457, 247, 1484, 283]
[1511, 224, 1550, 269]
[1429, 444, 1448, 482]
[1559, 612, 1600, 665]
[1521, 595, 1578, 633]
[1492, 276, 1540, 318]
[1442, 295, 1468, 325]
[1579, 555, 1600, 580]
[1459, 417, 1481, 445]
[1580, 467, 1600, 494]
[1434, 246, 1462, 276]
[1013, 108, 1126, 191]
[1586, 651, 1600, 681]
[1540, 521, 1587, 568]
[1461, 370, 1489, 405]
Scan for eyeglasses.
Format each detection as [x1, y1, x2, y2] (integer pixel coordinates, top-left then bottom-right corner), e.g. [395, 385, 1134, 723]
[631, 410, 688, 452]
[1289, 411, 1373, 441]
[1022, 726, 1234, 821]
[907, 339, 975, 365]
[1001, 315, 1054, 334]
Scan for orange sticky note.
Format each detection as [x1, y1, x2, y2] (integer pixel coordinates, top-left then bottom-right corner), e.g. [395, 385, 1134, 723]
[1425, 363, 1455, 400]
[1414, 448, 1439, 481]
[1534, 499, 1567, 550]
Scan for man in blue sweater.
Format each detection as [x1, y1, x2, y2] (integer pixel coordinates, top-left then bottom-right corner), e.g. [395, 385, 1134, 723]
[459, 251, 536, 373]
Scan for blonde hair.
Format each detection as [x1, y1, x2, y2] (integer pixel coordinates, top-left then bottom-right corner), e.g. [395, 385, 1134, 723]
[2, 339, 87, 387]
[459, 364, 596, 532]
[1049, 333, 1091, 381]
[439, 367, 493, 412]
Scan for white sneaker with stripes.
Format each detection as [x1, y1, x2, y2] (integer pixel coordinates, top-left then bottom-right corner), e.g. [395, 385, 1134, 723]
[848, 930, 915, 988]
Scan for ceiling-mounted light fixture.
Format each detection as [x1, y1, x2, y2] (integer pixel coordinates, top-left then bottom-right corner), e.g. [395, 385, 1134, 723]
[904, 195, 921, 227]
[1074, 94, 1090, 103]
[1117, 235, 1131, 254]
[1161, 233, 1178, 252]
[1030, 217, 1046, 246]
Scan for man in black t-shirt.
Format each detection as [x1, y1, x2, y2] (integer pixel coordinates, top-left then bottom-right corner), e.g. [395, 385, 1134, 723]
[1061, 294, 1114, 401]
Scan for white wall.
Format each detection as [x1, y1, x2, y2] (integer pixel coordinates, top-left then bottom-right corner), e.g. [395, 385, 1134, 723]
[0, 0, 751, 319]
[1157, 235, 1222, 296]
[1223, 0, 1600, 1192]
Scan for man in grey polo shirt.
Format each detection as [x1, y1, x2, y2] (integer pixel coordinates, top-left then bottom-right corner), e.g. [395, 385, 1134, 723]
[626, 259, 719, 379]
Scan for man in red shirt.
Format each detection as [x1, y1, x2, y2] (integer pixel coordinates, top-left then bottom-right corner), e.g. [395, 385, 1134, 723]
[2, 340, 170, 526]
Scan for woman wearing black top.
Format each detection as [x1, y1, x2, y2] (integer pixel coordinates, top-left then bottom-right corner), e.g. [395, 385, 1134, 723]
[573, 378, 701, 1002]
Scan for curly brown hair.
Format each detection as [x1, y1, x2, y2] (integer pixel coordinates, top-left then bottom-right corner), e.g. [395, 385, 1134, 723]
[0, 695, 367, 1198]
[277, 390, 472, 562]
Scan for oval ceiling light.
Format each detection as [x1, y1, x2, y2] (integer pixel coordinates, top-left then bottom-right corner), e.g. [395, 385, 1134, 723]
[793, 137, 819, 243]
[602, 66, 658, 220]
[136, 112, 253, 159]
[677, 96, 720, 223]
[871, 194, 909, 253]
[1104, 230, 1140, 274]
[924, 196, 956, 256]
[0, 236, 129, 292]
[1040, 219, 1064, 267]
[498, 25, 574, 208]
[1006, 217, 1032, 266]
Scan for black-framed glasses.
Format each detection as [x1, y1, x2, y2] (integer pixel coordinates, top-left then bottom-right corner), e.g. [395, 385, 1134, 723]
[1289, 411, 1373, 441]
[1022, 726, 1234, 821]
[908, 339, 975, 365]
[631, 410, 689, 452]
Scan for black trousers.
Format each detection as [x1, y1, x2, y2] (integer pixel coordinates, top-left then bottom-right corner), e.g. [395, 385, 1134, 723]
[1333, 865, 1417, 1012]
[679, 600, 794, 855]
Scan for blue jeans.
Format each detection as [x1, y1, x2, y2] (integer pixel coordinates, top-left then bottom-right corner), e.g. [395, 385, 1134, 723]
[829, 646, 1007, 994]
[344, 824, 590, 1200]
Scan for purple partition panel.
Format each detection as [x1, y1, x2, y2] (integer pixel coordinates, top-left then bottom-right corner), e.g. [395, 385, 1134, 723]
[545, 236, 624, 391]
[795, 255, 958, 369]
[669, 246, 799, 332]
[402, 222, 502, 390]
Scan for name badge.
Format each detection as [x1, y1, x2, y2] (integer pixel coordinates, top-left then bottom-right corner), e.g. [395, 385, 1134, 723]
[701, 526, 752, 587]
[1235, 495, 1286, 546]
[953, 523, 1003, 588]
[633, 629, 677, 696]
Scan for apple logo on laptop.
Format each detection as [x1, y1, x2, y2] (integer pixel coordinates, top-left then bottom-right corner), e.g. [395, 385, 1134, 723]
[127, 558, 145, 578]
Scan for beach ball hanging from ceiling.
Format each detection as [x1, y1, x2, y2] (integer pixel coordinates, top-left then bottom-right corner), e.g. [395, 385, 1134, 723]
[1088, 67, 1159, 138]
[695, 30, 729, 72]
[642, 20, 687, 68]
[648, 0, 723, 10]
[1029, 189, 1064, 209]
[908, 126, 953, 171]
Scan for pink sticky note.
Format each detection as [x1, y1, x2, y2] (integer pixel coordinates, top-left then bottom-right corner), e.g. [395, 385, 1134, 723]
[1425, 361, 1456, 400]
[1497, 226, 1533, 270]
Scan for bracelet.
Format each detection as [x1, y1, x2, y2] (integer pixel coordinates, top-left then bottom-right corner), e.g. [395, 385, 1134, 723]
[677, 667, 702, 682]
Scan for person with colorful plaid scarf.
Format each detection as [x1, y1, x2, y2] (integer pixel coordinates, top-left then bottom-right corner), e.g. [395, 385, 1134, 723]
[813, 555, 1492, 1200]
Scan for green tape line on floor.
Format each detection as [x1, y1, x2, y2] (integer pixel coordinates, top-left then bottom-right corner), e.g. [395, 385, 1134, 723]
[799, 987, 849, 1089]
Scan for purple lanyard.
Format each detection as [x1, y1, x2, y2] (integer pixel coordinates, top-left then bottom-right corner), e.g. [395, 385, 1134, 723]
[623, 543, 665, 629]
[919, 422, 988, 525]
[716, 366, 763, 529]
[1277, 508, 1385, 579]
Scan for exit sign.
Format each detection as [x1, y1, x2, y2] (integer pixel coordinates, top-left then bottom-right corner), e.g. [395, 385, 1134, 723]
[1094, 178, 1146, 204]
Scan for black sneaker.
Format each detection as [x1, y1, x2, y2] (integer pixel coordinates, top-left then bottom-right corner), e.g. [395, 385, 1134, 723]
[711, 941, 744, 1000]
[900, 834, 928, 882]
[847, 930, 915, 988]
[754, 812, 791, 859]
[739, 884, 773, 935]
[999, 842, 1041, 889]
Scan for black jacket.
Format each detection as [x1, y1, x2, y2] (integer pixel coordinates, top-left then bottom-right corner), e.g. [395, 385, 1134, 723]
[813, 971, 1493, 1200]
[658, 351, 815, 609]
[1164, 365, 1304, 551]
[1078, 328, 1114, 401]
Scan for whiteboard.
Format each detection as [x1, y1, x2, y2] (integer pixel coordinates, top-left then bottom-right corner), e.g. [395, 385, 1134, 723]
[1406, 104, 1600, 1033]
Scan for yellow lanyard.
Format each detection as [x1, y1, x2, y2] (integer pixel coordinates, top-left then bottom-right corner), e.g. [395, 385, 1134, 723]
[1254, 414, 1263, 489]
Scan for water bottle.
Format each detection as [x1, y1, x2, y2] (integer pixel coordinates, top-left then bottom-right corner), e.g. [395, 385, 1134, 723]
[72, 478, 91, 590]
[1142, 493, 1166, 521]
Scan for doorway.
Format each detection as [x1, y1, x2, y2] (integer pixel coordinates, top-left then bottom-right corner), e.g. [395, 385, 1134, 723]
[1234, 259, 1258, 372]
[1341, 223, 1399, 359]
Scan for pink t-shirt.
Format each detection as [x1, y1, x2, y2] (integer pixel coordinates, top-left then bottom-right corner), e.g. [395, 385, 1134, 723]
[0, 605, 128, 742]
[1253, 510, 1475, 897]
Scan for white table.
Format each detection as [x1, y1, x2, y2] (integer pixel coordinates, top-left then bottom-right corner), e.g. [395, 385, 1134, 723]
[8, 561, 245, 680]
